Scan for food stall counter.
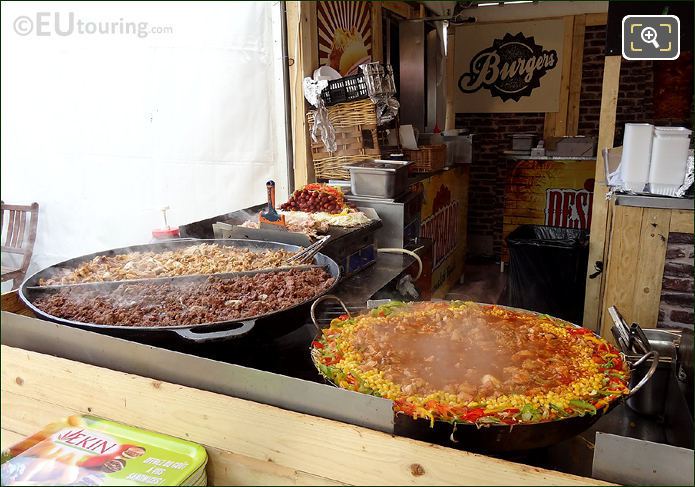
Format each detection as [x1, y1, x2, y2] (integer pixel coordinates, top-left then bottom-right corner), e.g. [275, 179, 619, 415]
[0, 344, 610, 486]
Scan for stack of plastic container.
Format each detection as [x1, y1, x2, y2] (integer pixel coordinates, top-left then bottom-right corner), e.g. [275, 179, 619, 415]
[648, 127, 693, 196]
[618, 123, 692, 196]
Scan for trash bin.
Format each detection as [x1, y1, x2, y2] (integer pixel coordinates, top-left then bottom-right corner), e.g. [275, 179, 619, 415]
[503, 225, 589, 324]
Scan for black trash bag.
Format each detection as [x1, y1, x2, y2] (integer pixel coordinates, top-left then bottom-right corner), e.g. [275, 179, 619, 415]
[502, 225, 589, 324]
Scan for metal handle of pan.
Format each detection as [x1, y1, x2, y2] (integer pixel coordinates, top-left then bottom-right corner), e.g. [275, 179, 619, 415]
[310, 294, 350, 333]
[626, 350, 660, 398]
[173, 320, 256, 343]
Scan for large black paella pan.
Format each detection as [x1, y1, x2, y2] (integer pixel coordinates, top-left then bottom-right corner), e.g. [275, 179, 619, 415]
[310, 296, 657, 451]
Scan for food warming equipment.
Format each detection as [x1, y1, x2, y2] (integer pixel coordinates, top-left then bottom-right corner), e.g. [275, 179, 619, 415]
[346, 160, 412, 199]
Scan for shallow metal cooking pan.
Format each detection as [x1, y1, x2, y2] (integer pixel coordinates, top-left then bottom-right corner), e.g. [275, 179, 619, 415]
[20, 239, 340, 343]
[309, 296, 658, 452]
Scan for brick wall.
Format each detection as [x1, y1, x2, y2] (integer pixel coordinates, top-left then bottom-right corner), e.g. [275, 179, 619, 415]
[577, 25, 605, 137]
[659, 233, 694, 330]
[457, 23, 660, 259]
[578, 24, 654, 146]
[455, 113, 545, 257]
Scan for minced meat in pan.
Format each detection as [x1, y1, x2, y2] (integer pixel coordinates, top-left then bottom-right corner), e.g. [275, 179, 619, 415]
[34, 268, 335, 327]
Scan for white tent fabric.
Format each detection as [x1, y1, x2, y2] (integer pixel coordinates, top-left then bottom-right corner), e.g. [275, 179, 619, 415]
[1, 1, 289, 282]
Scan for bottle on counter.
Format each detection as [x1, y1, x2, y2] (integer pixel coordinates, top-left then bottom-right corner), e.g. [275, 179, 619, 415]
[151, 206, 180, 243]
[430, 124, 444, 146]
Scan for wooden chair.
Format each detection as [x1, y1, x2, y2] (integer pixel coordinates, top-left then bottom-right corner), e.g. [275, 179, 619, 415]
[1, 201, 39, 290]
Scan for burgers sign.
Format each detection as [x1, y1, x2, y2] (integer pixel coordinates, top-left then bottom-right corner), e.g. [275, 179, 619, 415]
[454, 19, 564, 113]
[459, 33, 558, 102]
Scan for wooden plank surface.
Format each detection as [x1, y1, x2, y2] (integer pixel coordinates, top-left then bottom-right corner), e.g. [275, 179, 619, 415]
[445, 33, 456, 131]
[600, 205, 644, 340]
[0, 345, 609, 486]
[670, 209, 694, 234]
[553, 16, 576, 137]
[287, 1, 318, 189]
[566, 14, 586, 136]
[631, 208, 671, 329]
[1, 428, 24, 450]
[1, 290, 36, 317]
[583, 56, 622, 332]
[600, 206, 690, 335]
[585, 13, 608, 26]
[371, 3, 384, 63]
[382, 1, 413, 19]
[544, 112, 558, 140]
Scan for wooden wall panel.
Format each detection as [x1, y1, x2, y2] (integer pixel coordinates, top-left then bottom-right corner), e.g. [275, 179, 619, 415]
[566, 14, 586, 136]
[382, 1, 413, 19]
[554, 16, 576, 136]
[583, 56, 621, 331]
[670, 209, 695, 234]
[631, 208, 671, 328]
[371, 3, 384, 62]
[585, 12, 608, 26]
[599, 206, 681, 339]
[600, 205, 643, 341]
[287, 1, 318, 189]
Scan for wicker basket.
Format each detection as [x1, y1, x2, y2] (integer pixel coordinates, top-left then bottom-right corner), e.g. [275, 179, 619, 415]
[308, 99, 381, 180]
[404, 145, 447, 173]
[313, 154, 372, 181]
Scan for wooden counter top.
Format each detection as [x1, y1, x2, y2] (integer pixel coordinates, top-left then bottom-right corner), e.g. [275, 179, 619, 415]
[1, 345, 610, 486]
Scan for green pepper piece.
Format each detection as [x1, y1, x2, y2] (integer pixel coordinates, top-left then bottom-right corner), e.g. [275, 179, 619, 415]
[477, 416, 502, 424]
[549, 403, 569, 417]
[601, 359, 615, 369]
[518, 403, 541, 421]
[569, 399, 597, 415]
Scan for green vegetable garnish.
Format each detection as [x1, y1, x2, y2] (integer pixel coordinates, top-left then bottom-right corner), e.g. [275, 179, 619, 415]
[519, 403, 541, 421]
[569, 399, 597, 415]
[550, 403, 569, 417]
[477, 416, 502, 424]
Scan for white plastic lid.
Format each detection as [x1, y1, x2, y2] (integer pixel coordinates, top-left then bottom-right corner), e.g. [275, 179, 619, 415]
[654, 126, 692, 137]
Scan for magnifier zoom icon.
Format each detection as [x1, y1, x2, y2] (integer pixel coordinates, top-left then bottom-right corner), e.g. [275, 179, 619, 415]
[640, 27, 660, 48]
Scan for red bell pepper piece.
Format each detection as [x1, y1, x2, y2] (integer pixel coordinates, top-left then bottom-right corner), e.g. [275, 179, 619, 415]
[463, 408, 486, 422]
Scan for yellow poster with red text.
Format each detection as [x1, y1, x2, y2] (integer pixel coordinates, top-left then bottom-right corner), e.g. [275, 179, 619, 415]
[417, 166, 470, 298]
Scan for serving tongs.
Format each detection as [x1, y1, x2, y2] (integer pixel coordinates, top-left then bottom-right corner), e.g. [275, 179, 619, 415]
[608, 306, 632, 353]
[608, 305, 652, 355]
[630, 322, 652, 354]
[286, 235, 331, 265]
